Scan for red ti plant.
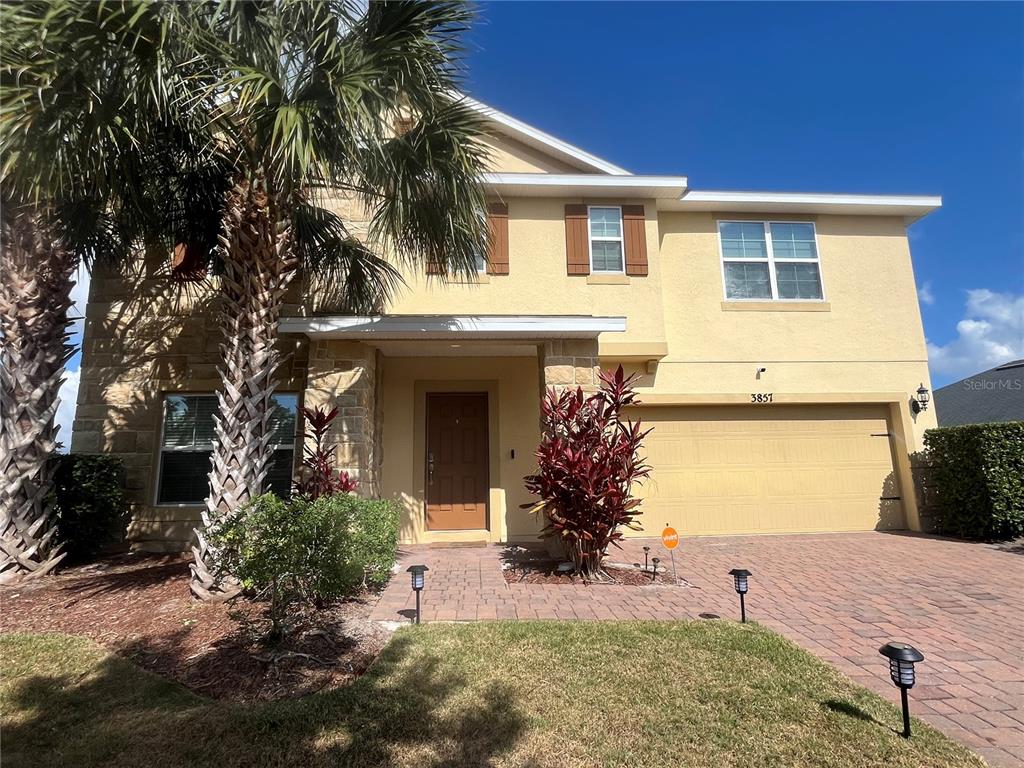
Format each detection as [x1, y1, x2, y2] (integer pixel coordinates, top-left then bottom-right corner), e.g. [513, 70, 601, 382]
[293, 406, 358, 501]
[523, 365, 651, 579]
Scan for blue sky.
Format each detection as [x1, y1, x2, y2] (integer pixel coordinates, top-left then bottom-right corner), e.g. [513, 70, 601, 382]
[57, 1, 1023, 444]
[463, 1, 1024, 387]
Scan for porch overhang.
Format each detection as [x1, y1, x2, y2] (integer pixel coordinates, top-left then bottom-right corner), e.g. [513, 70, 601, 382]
[279, 314, 627, 340]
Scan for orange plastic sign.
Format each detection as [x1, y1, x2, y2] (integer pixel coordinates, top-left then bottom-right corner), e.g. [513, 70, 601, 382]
[662, 527, 680, 550]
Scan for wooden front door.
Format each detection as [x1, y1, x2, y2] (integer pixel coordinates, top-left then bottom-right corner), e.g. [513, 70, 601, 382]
[425, 393, 489, 530]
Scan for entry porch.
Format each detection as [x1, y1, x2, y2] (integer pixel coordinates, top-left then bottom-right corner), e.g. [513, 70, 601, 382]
[281, 314, 626, 545]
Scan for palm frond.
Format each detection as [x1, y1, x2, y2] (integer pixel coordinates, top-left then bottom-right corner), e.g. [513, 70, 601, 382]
[293, 200, 403, 313]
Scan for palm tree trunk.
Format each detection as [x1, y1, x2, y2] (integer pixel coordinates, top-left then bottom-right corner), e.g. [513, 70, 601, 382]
[0, 203, 74, 584]
[190, 176, 297, 601]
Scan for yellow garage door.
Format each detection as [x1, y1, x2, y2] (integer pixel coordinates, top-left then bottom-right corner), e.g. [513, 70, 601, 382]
[630, 404, 904, 536]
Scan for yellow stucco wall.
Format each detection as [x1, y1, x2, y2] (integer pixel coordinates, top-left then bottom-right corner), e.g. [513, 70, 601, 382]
[479, 133, 582, 174]
[378, 355, 544, 544]
[386, 197, 668, 346]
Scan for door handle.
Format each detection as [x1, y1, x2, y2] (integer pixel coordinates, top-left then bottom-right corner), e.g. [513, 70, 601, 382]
[428, 452, 434, 486]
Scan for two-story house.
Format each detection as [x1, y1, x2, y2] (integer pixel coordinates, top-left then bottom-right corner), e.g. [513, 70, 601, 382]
[72, 98, 941, 551]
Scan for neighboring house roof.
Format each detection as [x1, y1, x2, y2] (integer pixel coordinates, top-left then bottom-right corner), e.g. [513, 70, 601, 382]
[933, 359, 1024, 426]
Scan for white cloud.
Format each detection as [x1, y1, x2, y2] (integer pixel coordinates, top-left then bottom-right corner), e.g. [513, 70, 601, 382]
[55, 368, 81, 453]
[928, 289, 1024, 383]
[917, 281, 935, 306]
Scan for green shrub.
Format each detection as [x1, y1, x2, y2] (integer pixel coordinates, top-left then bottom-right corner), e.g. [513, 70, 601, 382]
[209, 493, 399, 639]
[924, 422, 1024, 540]
[50, 454, 128, 561]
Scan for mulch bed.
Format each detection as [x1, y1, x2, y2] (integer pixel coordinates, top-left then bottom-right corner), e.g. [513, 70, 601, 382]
[0, 554, 391, 702]
[501, 554, 688, 586]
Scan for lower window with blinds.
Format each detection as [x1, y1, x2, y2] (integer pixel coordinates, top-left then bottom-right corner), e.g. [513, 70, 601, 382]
[156, 393, 299, 504]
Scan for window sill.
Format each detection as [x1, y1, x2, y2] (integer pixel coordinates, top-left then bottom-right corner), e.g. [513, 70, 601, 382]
[721, 301, 831, 312]
[451, 273, 490, 285]
[587, 274, 630, 285]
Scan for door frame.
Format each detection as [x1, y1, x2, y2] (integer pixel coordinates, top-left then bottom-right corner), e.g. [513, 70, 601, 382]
[413, 380, 501, 541]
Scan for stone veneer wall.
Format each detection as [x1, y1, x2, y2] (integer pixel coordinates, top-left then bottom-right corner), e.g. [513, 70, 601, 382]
[72, 255, 309, 552]
[537, 339, 601, 393]
[303, 340, 381, 496]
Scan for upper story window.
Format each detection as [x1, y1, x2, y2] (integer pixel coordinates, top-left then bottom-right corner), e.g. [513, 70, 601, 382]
[588, 206, 624, 273]
[156, 393, 298, 505]
[719, 221, 824, 301]
[474, 249, 488, 273]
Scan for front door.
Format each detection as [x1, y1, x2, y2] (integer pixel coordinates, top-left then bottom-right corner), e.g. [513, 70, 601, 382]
[425, 393, 489, 530]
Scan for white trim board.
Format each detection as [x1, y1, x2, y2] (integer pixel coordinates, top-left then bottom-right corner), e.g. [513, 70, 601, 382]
[280, 314, 628, 339]
[484, 173, 689, 198]
[670, 190, 942, 223]
[460, 94, 632, 176]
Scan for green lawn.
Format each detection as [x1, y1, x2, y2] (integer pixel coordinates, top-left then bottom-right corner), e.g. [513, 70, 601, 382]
[1, 622, 981, 768]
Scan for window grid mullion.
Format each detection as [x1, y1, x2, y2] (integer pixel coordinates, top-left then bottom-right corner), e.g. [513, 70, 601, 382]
[763, 222, 780, 299]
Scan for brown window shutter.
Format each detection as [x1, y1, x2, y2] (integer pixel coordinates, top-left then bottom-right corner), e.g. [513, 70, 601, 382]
[486, 202, 509, 275]
[170, 241, 207, 282]
[565, 203, 590, 275]
[622, 205, 648, 276]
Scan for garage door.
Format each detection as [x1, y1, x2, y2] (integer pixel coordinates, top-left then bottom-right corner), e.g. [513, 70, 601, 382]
[630, 404, 904, 536]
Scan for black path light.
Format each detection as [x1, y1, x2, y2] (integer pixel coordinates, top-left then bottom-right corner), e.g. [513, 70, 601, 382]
[407, 564, 429, 624]
[879, 642, 925, 738]
[728, 568, 752, 622]
[643, 546, 651, 572]
[651, 557, 660, 582]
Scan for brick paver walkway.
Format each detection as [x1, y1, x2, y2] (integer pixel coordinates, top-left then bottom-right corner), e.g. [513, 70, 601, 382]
[372, 532, 1023, 766]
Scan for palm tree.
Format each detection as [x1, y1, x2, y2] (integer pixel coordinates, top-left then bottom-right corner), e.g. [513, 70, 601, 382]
[1, 1, 489, 595]
[184, 0, 491, 600]
[0, 0, 199, 583]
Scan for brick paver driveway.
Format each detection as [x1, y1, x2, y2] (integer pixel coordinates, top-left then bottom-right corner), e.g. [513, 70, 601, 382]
[373, 532, 1023, 766]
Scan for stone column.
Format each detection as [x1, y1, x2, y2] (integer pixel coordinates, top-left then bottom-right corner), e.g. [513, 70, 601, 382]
[304, 340, 380, 496]
[537, 339, 601, 393]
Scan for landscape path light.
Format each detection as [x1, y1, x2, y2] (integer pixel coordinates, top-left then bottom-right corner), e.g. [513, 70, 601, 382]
[643, 546, 651, 572]
[879, 642, 925, 739]
[651, 557, 660, 581]
[728, 568, 751, 622]
[407, 564, 429, 624]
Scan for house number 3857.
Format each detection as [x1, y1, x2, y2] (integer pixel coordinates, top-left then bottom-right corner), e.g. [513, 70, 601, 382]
[751, 393, 774, 403]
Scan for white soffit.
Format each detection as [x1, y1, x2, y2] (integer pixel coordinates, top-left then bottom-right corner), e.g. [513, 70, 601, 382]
[280, 315, 627, 340]
[669, 190, 942, 223]
[485, 173, 689, 199]
[460, 94, 632, 176]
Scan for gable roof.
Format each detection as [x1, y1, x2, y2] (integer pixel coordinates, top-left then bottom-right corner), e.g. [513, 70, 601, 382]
[461, 95, 631, 176]
[933, 359, 1024, 426]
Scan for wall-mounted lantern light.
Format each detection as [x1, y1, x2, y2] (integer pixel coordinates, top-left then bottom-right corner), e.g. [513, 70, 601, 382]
[407, 564, 429, 624]
[728, 568, 752, 622]
[879, 642, 924, 739]
[911, 384, 930, 414]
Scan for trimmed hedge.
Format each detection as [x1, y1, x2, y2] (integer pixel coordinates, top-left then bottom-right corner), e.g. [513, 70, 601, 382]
[923, 422, 1024, 540]
[50, 454, 129, 561]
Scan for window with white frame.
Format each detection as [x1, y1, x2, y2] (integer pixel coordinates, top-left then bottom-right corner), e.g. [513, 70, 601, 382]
[719, 221, 824, 300]
[156, 393, 298, 504]
[588, 206, 624, 272]
[474, 248, 487, 273]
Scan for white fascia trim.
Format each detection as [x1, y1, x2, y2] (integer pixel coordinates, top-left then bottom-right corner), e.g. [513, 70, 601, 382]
[460, 94, 633, 176]
[485, 173, 689, 198]
[680, 190, 942, 207]
[673, 190, 942, 224]
[280, 314, 627, 339]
